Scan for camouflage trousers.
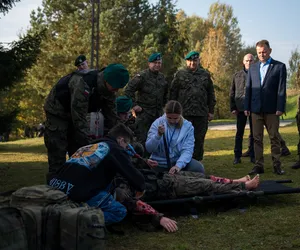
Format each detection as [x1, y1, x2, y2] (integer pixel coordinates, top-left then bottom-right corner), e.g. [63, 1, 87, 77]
[142, 171, 243, 201]
[185, 116, 208, 161]
[44, 113, 82, 183]
[297, 113, 300, 156]
[134, 111, 157, 148]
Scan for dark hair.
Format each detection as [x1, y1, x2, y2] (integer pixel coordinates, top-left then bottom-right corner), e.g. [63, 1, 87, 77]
[108, 123, 134, 143]
[164, 100, 182, 115]
[256, 40, 270, 48]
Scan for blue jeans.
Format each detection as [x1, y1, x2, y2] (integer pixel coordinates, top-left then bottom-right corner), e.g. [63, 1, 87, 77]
[155, 158, 205, 174]
[86, 190, 127, 225]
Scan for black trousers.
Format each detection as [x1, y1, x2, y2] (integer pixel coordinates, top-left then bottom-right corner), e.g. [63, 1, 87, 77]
[234, 112, 254, 158]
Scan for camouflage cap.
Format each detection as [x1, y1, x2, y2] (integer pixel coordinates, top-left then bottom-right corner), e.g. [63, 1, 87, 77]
[116, 96, 133, 113]
[148, 52, 162, 62]
[104, 64, 130, 89]
[74, 55, 87, 66]
[185, 51, 199, 60]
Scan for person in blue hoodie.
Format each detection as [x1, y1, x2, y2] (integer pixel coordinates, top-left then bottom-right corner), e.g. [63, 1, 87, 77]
[146, 100, 205, 174]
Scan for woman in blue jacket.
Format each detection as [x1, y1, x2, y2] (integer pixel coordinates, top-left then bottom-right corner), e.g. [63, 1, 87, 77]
[146, 100, 205, 174]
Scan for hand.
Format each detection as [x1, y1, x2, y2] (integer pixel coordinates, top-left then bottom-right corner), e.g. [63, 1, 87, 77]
[276, 111, 283, 116]
[244, 110, 250, 116]
[158, 124, 165, 136]
[146, 159, 158, 168]
[132, 105, 142, 113]
[160, 217, 178, 233]
[231, 110, 237, 115]
[208, 113, 214, 121]
[135, 190, 145, 199]
[169, 166, 180, 175]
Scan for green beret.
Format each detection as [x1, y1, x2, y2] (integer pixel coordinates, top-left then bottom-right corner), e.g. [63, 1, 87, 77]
[116, 96, 133, 113]
[104, 64, 129, 89]
[185, 51, 199, 60]
[148, 53, 162, 62]
[74, 55, 86, 66]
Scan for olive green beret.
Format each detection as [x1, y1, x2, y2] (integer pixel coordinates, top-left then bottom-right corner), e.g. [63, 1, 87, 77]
[104, 64, 129, 89]
[148, 53, 162, 62]
[74, 55, 87, 66]
[116, 96, 133, 113]
[185, 51, 199, 60]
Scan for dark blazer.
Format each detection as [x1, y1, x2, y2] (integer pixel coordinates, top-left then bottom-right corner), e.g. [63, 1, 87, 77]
[244, 58, 286, 114]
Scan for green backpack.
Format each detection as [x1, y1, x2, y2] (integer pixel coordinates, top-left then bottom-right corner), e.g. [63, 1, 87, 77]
[0, 185, 105, 250]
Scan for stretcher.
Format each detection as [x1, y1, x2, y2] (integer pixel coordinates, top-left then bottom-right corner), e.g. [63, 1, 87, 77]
[147, 179, 300, 206]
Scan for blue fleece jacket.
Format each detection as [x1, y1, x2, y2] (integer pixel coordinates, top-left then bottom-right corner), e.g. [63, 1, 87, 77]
[145, 114, 194, 169]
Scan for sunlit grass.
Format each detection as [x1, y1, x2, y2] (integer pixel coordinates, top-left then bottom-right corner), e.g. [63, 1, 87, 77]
[0, 124, 299, 250]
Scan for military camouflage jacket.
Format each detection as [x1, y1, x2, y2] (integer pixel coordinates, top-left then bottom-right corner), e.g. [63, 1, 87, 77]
[44, 70, 118, 144]
[169, 67, 216, 117]
[125, 69, 168, 117]
[298, 96, 300, 114]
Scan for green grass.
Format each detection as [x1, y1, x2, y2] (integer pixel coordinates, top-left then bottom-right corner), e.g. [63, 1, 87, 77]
[285, 94, 298, 120]
[0, 125, 300, 250]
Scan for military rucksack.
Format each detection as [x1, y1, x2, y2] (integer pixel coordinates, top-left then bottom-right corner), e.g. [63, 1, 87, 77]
[0, 206, 28, 250]
[0, 185, 105, 250]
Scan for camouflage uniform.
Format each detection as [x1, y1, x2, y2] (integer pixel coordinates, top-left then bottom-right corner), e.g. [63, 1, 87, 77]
[136, 170, 244, 201]
[44, 69, 118, 182]
[295, 96, 300, 161]
[297, 96, 300, 156]
[291, 96, 300, 169]
[125, 69, 168, 146]
[169, 67, 216, 161]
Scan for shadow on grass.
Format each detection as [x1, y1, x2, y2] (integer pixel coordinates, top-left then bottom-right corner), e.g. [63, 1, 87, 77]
[0, 143, 47, 154]
[0, 161, 47, 192]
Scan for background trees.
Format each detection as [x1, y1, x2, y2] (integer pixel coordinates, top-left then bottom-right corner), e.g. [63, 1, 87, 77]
[288, 48, 300, 89]
[0, 0, 42, 140]
[2, 0, 296, 139]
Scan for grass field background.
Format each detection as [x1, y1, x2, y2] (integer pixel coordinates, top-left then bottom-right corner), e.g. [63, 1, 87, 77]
[0, 122, 300, 250]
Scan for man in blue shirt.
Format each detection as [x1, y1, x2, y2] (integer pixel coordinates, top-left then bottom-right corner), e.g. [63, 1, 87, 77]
[244, 40, 286, 175]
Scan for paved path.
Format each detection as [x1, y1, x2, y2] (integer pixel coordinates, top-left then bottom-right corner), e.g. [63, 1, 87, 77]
[208, 120, 293, 131]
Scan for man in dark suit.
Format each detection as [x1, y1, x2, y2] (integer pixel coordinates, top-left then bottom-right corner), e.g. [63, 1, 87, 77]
[244, 40, 286, 175]
[230, 53, 255, 165]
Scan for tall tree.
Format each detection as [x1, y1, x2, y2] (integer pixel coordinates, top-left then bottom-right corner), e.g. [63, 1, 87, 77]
[201, 28, 230, 118]
[0, 2, 42, 139]
[18, 0, 92, 127]
[177, 11, 211, 52]
[127, 0, 189, 81]
[100, 0, 155, 66]
[288, 48, 300, 89]
[207, 2, 242, 72]
[0, 0, 20, 14]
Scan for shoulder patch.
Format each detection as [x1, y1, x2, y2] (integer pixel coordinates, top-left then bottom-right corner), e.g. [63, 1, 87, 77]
[67, 142, 110, 170]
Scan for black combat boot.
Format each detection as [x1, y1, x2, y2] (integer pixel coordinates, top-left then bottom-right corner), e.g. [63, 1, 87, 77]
[291, 160, 300, 169]
[281, 144, 291, 156]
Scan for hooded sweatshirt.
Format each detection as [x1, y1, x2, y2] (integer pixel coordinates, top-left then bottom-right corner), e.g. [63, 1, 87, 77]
[145, 114, 194, 169]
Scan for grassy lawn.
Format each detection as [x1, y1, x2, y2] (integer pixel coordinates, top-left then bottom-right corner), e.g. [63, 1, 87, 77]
[0, 124, 300, 250]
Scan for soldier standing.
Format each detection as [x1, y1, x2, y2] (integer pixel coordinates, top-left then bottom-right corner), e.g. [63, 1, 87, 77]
[292, 95, 300, 169]
[44, 64, 129, 183]
[169, 51, 216, 162]
[124, 53, 168, 146]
